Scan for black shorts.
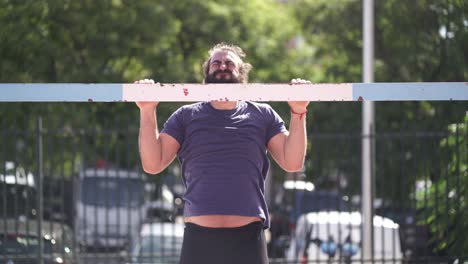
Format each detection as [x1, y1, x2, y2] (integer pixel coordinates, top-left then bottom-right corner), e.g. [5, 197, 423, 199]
[179, 221, 269, 264]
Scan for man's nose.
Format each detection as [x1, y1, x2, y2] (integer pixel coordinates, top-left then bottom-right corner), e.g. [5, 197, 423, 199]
[219, 63, 227, 70]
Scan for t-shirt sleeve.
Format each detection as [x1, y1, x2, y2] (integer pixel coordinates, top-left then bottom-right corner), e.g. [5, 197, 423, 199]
[265, 105, 287, 143]
[160, 107, 185, 146]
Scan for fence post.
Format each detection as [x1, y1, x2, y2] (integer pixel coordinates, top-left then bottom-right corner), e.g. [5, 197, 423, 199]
[362, 0, 375, 260]
[36, 116, 44, 264]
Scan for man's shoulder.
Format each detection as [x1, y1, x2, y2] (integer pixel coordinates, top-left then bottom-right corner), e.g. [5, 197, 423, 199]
[168, 103, 206, 122]
[244, 101, 275, 114]
[245, 101, 272, 109]
[177, 102, 206, 112]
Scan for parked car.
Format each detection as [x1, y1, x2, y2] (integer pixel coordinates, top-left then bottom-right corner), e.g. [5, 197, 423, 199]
[126, 222, 184, 264]
[374, 206, 433, 260]
[0, 161, 35, 187]
[74, 168, 147, 250]
[269, 186, 351, 258]
[280, 188, 351, 225]
[145, 184, 177, 222]
[0, 161, 37, 218]
[286, 211, 403, 264]
[0, 218, 78, 264]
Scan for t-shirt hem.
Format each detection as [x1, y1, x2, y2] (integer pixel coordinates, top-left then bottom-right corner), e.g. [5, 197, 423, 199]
[184, 210, 268, 228]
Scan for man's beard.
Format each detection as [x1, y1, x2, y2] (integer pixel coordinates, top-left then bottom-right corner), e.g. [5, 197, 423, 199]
[204, 70, 241, 84]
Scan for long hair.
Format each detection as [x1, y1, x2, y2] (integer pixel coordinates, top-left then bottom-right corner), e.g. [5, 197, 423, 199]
[202, 43, 252, 83]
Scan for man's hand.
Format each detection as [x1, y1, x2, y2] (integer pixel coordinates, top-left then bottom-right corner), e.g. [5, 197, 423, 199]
[288, 78, 311, 113]
[134, 79, 159, 110]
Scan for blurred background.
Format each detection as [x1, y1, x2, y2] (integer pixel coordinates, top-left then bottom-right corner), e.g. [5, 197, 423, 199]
[0, 0, 467, 263]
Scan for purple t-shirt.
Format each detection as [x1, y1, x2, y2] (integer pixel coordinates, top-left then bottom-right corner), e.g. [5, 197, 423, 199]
[161, 101, 287, 228]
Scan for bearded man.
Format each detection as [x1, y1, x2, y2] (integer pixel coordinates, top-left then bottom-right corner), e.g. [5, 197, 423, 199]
[136, 43, 310, 264]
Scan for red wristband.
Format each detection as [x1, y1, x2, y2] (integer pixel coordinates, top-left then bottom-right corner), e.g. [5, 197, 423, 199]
[290, 109, 307, 120]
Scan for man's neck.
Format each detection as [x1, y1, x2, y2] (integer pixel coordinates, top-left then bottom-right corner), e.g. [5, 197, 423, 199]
[210, 101, 239, 110]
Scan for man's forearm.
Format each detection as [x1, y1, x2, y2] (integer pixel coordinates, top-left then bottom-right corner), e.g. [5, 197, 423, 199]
[138, 108, 162, 172]
[284, 113, 307, 171]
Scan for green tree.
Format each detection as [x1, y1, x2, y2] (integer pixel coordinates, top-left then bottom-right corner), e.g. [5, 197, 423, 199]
[287, 0, 467, 132]
[287, 0, 467, 197]
[416, 113, 468, 255]
[1, 0, 467, 189]
[0, 0, 180, 83]
[0, 0, 308, 173]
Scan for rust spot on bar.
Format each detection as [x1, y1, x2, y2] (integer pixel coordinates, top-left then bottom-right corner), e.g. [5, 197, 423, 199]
[183, 88, 189, 96]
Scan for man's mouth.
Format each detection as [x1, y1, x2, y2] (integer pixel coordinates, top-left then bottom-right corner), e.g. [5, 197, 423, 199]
[216, 72, 232, 79]
[215, 70, 232, 76]
[205, 70, 239, 83]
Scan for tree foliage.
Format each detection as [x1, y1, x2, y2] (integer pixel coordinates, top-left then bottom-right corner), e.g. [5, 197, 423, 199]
[0, 0, 306, 128]
[1, 0, 467, 257]
[0, 0, 309, 175]
[287, 0, 467, 192]
[288, 0, 467, 132]
[417, 113, 468, 255]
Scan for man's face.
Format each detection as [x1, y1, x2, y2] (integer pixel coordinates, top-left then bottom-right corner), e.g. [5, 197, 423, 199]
[205, 50, 242, 84]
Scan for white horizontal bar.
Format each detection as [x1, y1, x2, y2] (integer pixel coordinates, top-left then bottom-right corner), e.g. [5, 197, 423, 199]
[0, 82, 466, 102]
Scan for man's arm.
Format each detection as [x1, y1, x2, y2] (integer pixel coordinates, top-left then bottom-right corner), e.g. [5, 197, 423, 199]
[136, 79, 180, 174]
[268, 78, 310, 172]
[267, 109, 307, 172]
[138, 106, 180, 174]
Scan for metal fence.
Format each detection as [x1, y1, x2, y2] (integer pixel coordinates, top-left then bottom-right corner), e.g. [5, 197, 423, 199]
[1, 117, 466, 264]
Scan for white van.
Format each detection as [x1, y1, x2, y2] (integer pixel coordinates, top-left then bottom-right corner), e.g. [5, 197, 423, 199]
[1, 161, 35, 187]
[286, 211, 403, 263]
[1, 161, 36, 218]
[75, 168, 147, 249]
[127, 222, 185, 264]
